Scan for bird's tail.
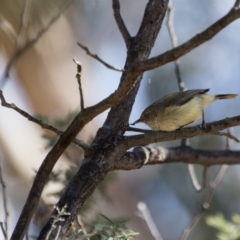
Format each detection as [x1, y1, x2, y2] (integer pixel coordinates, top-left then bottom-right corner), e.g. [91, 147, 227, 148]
[215, 94, 238, 100]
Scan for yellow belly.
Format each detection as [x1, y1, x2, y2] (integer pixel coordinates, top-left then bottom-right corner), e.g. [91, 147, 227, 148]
[151, 97, 204, 131]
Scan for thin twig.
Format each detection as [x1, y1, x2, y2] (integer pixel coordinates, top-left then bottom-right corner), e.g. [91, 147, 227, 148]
[77, 42, 125, 72]
[181, 165, 228, 240]
[0, 159, 9, 239]
[137, 202, 164, 240]
[73, 58, 84, 110]
[0, 90, 89, 151]
[0, 0, 76, 87]
[112, 0, 131, 47]
[188, 165, 208, 192]
[188, 165, 207, 192]
[188, 164, 201, 190]
[214, 131, 240, 143]
[199, 166, 207, 192]
[180, 130, 231, 240]
[0, 222, 7, 239]
[166, 0, 185, 92]
[137, 1, 240, 73]
[166, 1, 187, 145]
[166, 1, 204, 192]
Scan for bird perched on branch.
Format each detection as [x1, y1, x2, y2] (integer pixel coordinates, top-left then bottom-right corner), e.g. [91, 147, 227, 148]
[131, 89, 237, 132]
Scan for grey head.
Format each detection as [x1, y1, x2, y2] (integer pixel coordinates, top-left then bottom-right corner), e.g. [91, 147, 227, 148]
[131, 105, 158, 126]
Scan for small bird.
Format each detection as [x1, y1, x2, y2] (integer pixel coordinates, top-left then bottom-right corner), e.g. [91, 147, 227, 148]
[131, 89, 237, 132]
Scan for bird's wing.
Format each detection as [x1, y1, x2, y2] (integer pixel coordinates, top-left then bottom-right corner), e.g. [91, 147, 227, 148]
[166, 89, 210, 107]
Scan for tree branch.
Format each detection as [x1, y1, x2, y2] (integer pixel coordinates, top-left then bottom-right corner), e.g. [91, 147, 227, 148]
[115, 146, 240, 171]
[10, 49, 147, 239]
[73, 58, 85, 110]
[77, 42, 125, 72]
[122, 116, 240, 149]
[12, 0, 240, 239]
[135, 2, 240, 72]
[112, 0, 131, 47]
[0, 90, 89, 151]
[37, 1, 170, 239]
[10, 54, 148, 239]
[10, 1, 176, 234]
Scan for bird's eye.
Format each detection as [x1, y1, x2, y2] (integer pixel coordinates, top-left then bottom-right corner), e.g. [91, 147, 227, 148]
[144, 113, 150, 118]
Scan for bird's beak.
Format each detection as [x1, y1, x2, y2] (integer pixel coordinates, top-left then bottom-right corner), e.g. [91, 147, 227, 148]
[131, 119, 141, 125]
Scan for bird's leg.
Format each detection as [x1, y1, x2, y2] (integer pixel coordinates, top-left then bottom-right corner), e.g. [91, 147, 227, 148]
[201, 110, 206, 128]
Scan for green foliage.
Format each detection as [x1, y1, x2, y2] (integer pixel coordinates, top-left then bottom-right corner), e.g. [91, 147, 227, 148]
[84, 214, 139, 240]
[54, 213, 139, 240]
[206, 213, 240, 240]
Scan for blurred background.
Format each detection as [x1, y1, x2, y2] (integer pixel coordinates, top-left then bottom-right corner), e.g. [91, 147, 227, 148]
[0, 0, 240, 239]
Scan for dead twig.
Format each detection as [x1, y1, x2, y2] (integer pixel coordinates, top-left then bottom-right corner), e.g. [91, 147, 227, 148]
[73, 58, 84, 110]
[77, 42, 125, 72]
[0, 90, 89, 151]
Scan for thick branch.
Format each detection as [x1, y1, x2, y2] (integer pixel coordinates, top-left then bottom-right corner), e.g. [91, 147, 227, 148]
[136, 3, 240, 72]
[10, 2, 174, 235]
[37, 1, 169, 239]
[112, 0, 131, 47]
[17, 1, 240, 239]
[101, 0, 169, 136]
[114, 146, 240, 170]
